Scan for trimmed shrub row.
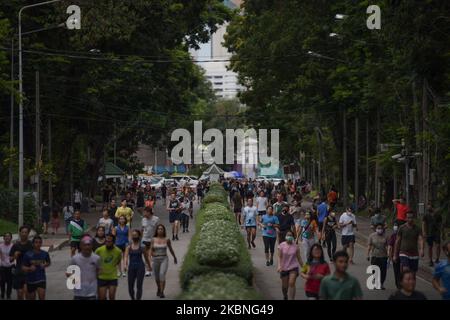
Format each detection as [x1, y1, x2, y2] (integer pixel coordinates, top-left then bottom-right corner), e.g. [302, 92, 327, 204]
[179, 184, 260, 299]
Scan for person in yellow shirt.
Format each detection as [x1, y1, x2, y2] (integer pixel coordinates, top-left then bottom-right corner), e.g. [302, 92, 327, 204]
[115, 199, 133, 226]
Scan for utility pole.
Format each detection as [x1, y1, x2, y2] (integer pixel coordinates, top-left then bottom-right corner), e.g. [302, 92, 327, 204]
[35, 71, 41, 214]
[113, 122, 117, 166]
[354, 116, 359, 214]
[9, 38, 14, 190]
[48, 118, 53, 208]
[342, 106, 348, 207]
[154, 147, 158, 174]
[366, 117, 369, 201]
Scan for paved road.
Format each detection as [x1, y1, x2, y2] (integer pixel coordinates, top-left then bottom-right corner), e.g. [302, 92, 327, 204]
[44, 200, 198, 300]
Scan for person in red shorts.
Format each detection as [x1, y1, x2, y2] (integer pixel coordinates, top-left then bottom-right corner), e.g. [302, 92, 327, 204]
[392, 197, 410, 226]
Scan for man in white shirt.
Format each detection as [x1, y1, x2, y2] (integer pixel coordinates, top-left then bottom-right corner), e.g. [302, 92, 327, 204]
[339, 207, 357, 264]
[74, 189, 82, 210]
[141, 207, 159, 277]
[255, 191, 268, 218]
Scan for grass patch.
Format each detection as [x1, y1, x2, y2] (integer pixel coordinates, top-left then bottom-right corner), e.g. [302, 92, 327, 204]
[0, 219, 18, 235]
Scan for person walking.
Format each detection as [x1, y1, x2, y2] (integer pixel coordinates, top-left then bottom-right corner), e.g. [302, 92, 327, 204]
[95, 234, 122, 300]
[276, 203, 294, 244]
[319, 251, 363, 300]
[41, 201, 51, 234]
[256, 190, 268, 217]
[62, 202, 74, 235]
[232, 190, 243, 225]
[97, 208, 114, 235]
[112, 215, 130, 277]
[393, 211, 424, 275]
[115, 199, 134, 227]
[432, 240, 450, 300]
[50, 209, 60, 235]
[181, 196, 191, 233]
[109, 199, 118, 227]
[22, 236, 51, 300]
[388, 270, 427, 300]
[124, 230, 151, 300]
[299, 211, 318, 261]
[0, 232, 13, 299]
[388, 223, 401, 289]
[141, 206, 159, 277]
[242, 198, 258, 249]
[67, 235, 100, 300]
[339, 207, 357, 264]
[392, 197, 410, 226]
[258, 206, 279, 266]
[92, 226, 106, 252]
[277, 231, 303, 300]
[151, 224, 177, 298]
[74, 189, 82, 211]
[167, 192, 182, 241]
[422, 206, 443, 267]
[68, 210, 88, 257]
[367, 223, 389, 290]
[300, 244, 330, 299]
[316, 198, 329, 244]
[8, 226, 32, 300]
[322, 211, 338, 261]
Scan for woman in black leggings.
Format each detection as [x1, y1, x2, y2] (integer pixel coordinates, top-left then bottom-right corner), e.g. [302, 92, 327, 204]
[124, 230, 150, 300]
[322, 212, 338, 261]
[258, 206, 279, 266]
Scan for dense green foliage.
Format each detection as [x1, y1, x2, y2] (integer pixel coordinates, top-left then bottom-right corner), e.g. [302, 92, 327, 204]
[225, 1, 450, 221]
[179, 272, 262, 300]
[0, 1, 230, 205]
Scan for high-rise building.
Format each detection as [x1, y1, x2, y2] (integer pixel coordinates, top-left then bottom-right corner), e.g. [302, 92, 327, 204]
[190, 0, 244, 99]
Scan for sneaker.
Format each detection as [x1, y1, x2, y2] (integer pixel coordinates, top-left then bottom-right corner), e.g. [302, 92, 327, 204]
[122, 273, 127, 278]
[157, 289, 161, 297]
[270, 258, 274, 265]
[175, 235, 179, 241]
[172, 235, 175, 241]
[266, 261, 270, 266]
[160, 293, 165, 298]
[429, 261, 434, 267]
[251, 241, 256, 248]
[145, 271, 151, 277]
[117, 271, 122, 277]
[435, 259, 440, 264]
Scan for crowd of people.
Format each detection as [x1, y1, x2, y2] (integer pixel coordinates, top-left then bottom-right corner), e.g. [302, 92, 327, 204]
[0, 179, 208, 300]
[0, 176, 449, 300]
[224, 178, 449, 300]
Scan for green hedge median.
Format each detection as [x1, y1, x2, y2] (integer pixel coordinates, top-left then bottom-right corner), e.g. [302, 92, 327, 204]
[179, 272, 262, 300]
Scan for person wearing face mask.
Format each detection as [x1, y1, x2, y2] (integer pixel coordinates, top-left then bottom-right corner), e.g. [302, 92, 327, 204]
[299, 212, 318, 261]
[388, 223, 401, 289]
[124, 230, 151, 300]
[277, 231, 304, 300]
[322, 211, 339, 261]
[367, 223, 389, 290]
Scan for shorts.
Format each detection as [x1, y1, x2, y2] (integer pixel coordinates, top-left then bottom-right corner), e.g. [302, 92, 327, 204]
[97, 279, 118, 287]
[142, 241, 151, 248]
[74, 295, 97, 300]
[426, 235, 441, 247]
[41, 214, 50, 223]
[399, 256, 419, 272]
[305, 291, 319, 299]
[280, 267, 299, 278]
[295, 219, 302, 226]
[258, 210, 266, 216]
[234, 208, 242, 214]
[70, 241, 81, 250]
[318, 222, 324, 232]
[116, 243, 127, 252]
[169, 211, 181, 223]
[13, 274, 26, 290]
[341, 235, 355, 246]
[27, 282, 46, 293]
[245, 226, 256, 230]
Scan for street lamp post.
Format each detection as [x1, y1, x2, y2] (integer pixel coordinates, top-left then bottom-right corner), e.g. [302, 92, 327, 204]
[18, 0, 64, 228]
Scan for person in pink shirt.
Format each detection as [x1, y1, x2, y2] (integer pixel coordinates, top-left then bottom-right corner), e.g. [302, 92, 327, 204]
[277, 231, 304, 300]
